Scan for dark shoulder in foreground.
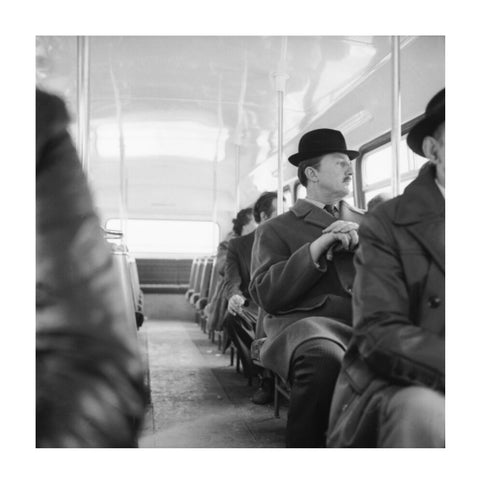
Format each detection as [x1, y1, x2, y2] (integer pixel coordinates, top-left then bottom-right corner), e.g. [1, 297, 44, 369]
[372, 163, 442, 221]
[228, 230, 256, 250]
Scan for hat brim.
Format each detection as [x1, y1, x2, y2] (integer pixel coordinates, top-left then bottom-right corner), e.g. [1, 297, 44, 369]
[288, 149, 359, 167]
[407, 111, 445, 157]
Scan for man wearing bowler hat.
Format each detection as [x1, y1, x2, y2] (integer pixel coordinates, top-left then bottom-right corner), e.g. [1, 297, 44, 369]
[327, 88, 445, 447]
[249, 128, 364, 447]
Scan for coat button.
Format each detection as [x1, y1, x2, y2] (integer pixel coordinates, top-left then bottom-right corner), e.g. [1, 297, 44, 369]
[428, 296, 441, 308]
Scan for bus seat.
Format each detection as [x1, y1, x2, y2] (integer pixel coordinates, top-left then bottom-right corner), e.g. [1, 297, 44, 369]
[111, 247, 138, 338]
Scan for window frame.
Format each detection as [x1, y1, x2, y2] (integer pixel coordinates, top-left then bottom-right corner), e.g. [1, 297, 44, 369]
[293, 180, 306, 202]
[282, 184, 293, 209]
[104, 217, 220, 257]
[354, 114, 424, 209]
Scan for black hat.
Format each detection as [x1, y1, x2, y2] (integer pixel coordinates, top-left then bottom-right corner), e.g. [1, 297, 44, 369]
[407, 88, 445, 157]
[288, 128, 359, 167]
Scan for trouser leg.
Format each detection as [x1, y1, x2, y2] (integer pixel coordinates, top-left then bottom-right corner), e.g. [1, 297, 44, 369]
[224, 313, 256, 378]
[378, 386, 445, 447]
[286, 338, 344, 448]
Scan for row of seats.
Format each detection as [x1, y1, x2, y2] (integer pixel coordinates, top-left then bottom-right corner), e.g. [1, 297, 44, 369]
[185, 256, 290, 417]
[104, 229, 149, 402]
[185, 255, 247, 372]
[105, 229, 145, 329]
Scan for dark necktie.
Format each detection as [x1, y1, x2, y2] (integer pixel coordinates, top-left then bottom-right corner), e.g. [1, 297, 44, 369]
[324, 204, 336, 217]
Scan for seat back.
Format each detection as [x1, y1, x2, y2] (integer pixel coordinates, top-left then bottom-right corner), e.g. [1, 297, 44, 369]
[199, 256, 214, 299]
[111, 247, 138, 338]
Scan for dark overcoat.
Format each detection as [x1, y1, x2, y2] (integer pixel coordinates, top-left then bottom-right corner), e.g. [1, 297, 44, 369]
[36, 90, 145, 446]
[327, 164, 445, 447]
[224, 231, 259, 316]
[249, 198, 364, 379]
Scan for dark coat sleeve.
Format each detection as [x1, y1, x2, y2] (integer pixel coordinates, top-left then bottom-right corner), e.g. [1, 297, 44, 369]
[352, 213, 445, 391]
[36, 90, 146, 447]
[249, 221, 328, 314]
[215, 240, 229, 276]
[223, 239, 243, 301]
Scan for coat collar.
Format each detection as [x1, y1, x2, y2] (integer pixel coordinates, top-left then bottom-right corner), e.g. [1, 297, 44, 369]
[394, 163, 445, 225]
[290, 198, 362, 228]
[291, 198, 335, 228]
[394, 163, 445, 272]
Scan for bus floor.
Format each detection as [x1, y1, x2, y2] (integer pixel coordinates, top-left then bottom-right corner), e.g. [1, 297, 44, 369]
[138, 319, 286, 448]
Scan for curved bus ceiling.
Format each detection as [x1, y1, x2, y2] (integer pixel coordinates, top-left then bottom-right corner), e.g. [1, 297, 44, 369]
[36, 36, 445, 237]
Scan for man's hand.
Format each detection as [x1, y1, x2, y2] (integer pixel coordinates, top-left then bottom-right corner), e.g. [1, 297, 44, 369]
[323, 220, 359, 252]
[310, 220, 360, 262]
[228, 294, 246, 315]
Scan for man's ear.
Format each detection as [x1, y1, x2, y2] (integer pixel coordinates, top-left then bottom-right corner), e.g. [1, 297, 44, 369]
[422, 136, 440, 165]
[305, 166, 318, 183]
[260, 212, 268, 222]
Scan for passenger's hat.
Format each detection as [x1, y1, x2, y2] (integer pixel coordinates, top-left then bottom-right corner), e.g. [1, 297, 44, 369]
[407, 88, 445, 157]
[288, 128, 359, 167]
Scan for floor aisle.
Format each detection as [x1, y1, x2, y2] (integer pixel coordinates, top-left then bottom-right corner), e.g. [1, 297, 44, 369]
[138, 319, 286, 448]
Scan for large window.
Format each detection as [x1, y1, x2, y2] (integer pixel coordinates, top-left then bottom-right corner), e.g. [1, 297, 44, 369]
[361, 135, 427, 206]
[105, 219, 219, 257]
[283, 186, 293, 209]
[295, 182, 307, 201]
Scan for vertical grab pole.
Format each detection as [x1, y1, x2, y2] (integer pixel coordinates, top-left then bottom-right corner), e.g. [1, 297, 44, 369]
[76, 36, 91, 175]
[391, 36, 401, 197]
[110, 63, 127, 239]
[276, 88, 285, 215]
[233, 48, 248, 216]
[213, 74, 223, 250]
[234, 144, 240, 213]
[274, 37, 289, 215]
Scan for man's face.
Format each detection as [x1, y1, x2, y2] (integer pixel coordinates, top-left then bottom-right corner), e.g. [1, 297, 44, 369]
[259, 198, 278, 224]
[242, 217, 257, 235]
[423, 122, 445, 185]
[433, 123, 445, 182]
[311, 152, 353, 199]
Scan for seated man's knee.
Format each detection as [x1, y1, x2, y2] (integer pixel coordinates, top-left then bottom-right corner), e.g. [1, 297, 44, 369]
[380, 386, 445, 447]
[292, 339, 344, 385]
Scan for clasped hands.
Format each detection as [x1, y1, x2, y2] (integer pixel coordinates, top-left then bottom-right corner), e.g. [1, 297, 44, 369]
[310, 220, 360, 263]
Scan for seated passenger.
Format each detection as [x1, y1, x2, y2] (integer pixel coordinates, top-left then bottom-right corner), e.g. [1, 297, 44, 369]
[249, 129, 364, 447]
[223, 192, 279, 403]
[204, 208, 256, 342]
[327, 88, 445, 448]
[36, 89, 146, 447]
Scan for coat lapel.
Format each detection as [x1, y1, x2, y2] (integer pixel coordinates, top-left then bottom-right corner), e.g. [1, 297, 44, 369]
[290, 198, 334, 228]
[405, 218, 445, 273]
[394, 164, 445, 273]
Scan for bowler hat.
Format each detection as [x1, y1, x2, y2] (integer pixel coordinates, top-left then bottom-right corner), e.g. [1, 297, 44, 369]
[407, 88, 445, 157]
[288, 128, 359, 167]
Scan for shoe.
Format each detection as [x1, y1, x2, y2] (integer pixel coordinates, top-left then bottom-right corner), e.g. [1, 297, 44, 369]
[251, 379, 274, 405]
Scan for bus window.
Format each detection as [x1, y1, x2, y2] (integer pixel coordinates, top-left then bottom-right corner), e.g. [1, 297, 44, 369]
[283, 186, 293, 209]
[105, 219, 219, 257]
[295, 183, 306, 201]
[361, 136, 427, 204]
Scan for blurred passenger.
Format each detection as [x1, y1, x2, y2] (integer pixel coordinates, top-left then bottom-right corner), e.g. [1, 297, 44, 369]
[36, 89, 146, 447]
[204, 208, 256, 339]
[250, 129, 364, 447]
[366, 192, 391, 212]
[328, 89, 445, 447]
[223, 192, 279, 403]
